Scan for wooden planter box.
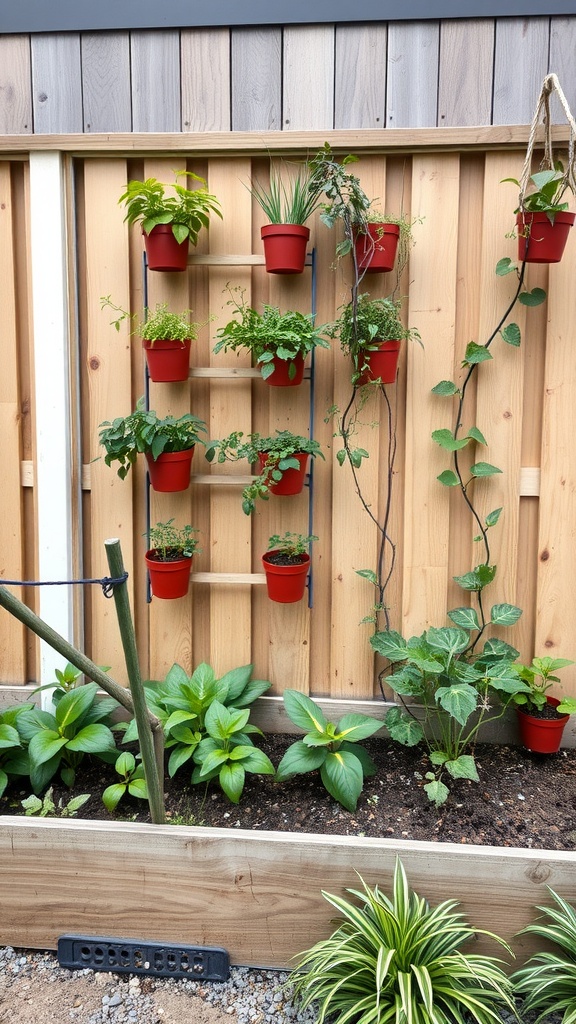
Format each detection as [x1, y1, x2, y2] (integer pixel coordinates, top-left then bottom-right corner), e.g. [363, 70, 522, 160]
[1, 814, 575, 969]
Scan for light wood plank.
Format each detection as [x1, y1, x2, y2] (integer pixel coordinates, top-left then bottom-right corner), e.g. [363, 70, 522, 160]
[493, 19, 550, 125]
[189, 255, 265, 265]
[334, 25, 387, 129]
[438, 20, 495, 127]
[283, 26, 335, 131]
[130, 31, 181, 132]
[31, 34, 83, 133]
[192, 573, 266, 585]
[231, 28, 281, 131]
[81, 32, 132, 133]
[182, 29, 230, 132]
[549, 19, 576, 120]
[0, 36, 32, 134]
[386, 23, 440, 129]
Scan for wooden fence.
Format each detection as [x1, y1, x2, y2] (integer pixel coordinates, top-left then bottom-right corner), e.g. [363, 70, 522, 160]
[1, 130, 576, 703]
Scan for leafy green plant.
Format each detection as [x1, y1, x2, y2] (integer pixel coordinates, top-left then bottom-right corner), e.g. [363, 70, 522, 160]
[32, 661, 111, 702]
[0, 703, 34, 797]
[267, 533, 318, 559]
[102, 751, 148, 812]
[101, 296, 211, 346]
[205, 430, 324, 515]
[192, 700, 275, 803]
[249, 161, 321, 225]
[508, 656, 576, 715]
[147, 519, 201, 561]
[512, 887, 576, 1023]
[293, 858, 516, 1024]
[121, 662, 271, 782]
[275, 689, 382, 812]
[17, 683, 118, 792]
[99, 401, 207, 480]
[328, 294, 421, 385]
[504, 165, 572, 222]
[118, 171, 222, 245]
[308, 144, 372, 258]
[213, 287, 329, 381]
[21, 787, 90, 817]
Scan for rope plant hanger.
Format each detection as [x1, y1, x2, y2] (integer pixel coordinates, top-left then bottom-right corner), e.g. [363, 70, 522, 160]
[517, 73, 576, 210]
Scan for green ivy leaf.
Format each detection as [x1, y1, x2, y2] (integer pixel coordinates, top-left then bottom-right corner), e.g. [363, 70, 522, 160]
[467, 426, 487, 446]
[429, 750, 448, 765]
[464, 342, 492, 365]
[424, 778, 450, 806]
[453, 564, 497, 591]
[336, 449, 346, 467]
[370, 630, 408, 661]
[485, 507, 503, 528]
[356, 569, 378, 585]
[437, 470, 459, 487]
[501, 323, 521, 347]
[447, 606, 481, 631]
[471, 462, 502, 477]
[436, 683, 478, 726]
[431, 429, 469, 452]
[519, 288, 546, 307]
[385, 707, 423, 746]
[444, 754, 479, 781]
[490, 603, 523, 626]
[495, 257, 517, 276]
[431, 380, 459, 396]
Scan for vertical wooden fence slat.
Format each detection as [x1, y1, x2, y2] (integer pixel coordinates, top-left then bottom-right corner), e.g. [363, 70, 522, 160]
[437, 20, 494, 127]
[549, 18, 576, 121]
[84, 159, 133, 684]
[0, 164, 26, 681]
[0, 36, 32, 134]
[81, 32, 132, 133]
[334, 25, 387, 130]
[31, 35, 83, 133]
[283, 26, 335, 131]
[130, 31, 181, 133]
[386, 23, 440, 129]
[181, 29, 231, 132]
[492, 19, 550, 125]
[403, 153, 460, 635]
[230, 29, 281, 132]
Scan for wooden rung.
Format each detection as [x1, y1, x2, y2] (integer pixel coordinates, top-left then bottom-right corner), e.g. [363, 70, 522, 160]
[188, 254, 265, 266]
[192, 474, 255, 485]
[191, 572, 266, 584]
[190, 367, 261, 378]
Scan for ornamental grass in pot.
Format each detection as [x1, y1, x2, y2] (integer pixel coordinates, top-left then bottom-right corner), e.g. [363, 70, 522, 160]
[250, 161, 321, 273]
[213, 287, 329, 386]
[328, 293, 421, 386]
[145, 519, 201, 600]
[118, 171, 222, 271]
[262, 532, 317, 603]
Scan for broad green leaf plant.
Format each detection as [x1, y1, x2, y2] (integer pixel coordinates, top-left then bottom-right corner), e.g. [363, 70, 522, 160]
[293, 858, 516, 1024]
[102, 751, 148, 813]
[275, 689, 383, 812]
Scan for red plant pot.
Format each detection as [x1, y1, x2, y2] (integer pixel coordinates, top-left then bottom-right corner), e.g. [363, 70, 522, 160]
[143, 338, 192, 382]
[145, 447, 195, 492]
[262, 551, 310, 603]
[257, 452, 310, 495]
[145, 550, 192, 600]
[260, 224, 310, 274]
[516, 211, 575, 264]
[143, 224, 189, 272]
[354, 223, 400, 274]
[516, 696, 570, 754]
[356, 341, 401, 385]
[264, 353, 305, 387]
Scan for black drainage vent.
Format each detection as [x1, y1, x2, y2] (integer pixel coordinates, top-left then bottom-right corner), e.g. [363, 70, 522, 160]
[57, 935, 230, 981]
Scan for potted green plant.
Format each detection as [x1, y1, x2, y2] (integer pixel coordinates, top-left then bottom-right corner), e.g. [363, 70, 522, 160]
[205, 430, 324, 515]
[101, 297, 211, 383]
[328, 294, 421, 385]
[145, 519, 201, 600]
[250, 162, 321, 274]
[262, 533, 317, 603]
[504, 166, 576, 264]
[507, 656, 576, 753]
[309, 143, 372, 264]
[99, 403, 207, 492]
[354, 207, 415, 275]
[118, 171, 222, 272]
[213, 287, 329, 387]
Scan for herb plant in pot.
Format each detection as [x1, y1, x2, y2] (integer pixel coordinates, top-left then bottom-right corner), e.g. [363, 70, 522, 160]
[99, 402, 207, 492]
[118, 172, 222, 272]
[213, 287, 329, 386]
[205, 430, 324, 515]
[508, 656, 576, 753]
[250, 162, 321, 274]
[353, 207, 409, 274]
[504, 166, 576, 264]
[101, 297, 210, 383]
[145, 519, 201, 600]
[329, 293, 421, 385]
[262, 533, 317, 603]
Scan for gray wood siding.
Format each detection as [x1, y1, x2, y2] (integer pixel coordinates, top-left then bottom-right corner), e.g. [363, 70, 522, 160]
[2, 18, 574, 134]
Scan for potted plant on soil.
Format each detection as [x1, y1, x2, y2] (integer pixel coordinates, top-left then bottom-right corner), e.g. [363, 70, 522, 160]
[99, 402, 207, 492]
[213, 287, 329, 386]
[504, 167, 576, 264]
[118, 171, 222, 272]
[262, 532, 317, 603]
[145, 519, 201, 600]
[101, 297, 211, 383]
[507, 656, 576, 753]
[205, 430, 324, 514]
[328, 294, 421, 385]
[250, 162, 321, 274]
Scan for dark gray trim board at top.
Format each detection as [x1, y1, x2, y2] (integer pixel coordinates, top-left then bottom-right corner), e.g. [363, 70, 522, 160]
[1, 0, 576, 33]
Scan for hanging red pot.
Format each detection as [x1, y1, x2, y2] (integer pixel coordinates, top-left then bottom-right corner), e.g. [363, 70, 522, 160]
[143, 224, 189, 272]
[262, 551, 310, 603]
[516, 211, 575, 264]
[257, 452, 309, 495]
[356, 341, 401, 385]
[263, 353, 305, 387]
[516, 696, 570, 754]
[143, 338, 192, 382]
[145, 447, 195, 492]
[354, 223, 400, 274]
[260, 224, 310, 274]
[145, 549, 193, 599]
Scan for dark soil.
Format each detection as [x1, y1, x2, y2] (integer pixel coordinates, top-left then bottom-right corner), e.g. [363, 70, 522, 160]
[3, 736, 576, 851]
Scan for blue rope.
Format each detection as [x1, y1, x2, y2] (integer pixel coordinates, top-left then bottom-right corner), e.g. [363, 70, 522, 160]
[0, 572, 129, 599]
